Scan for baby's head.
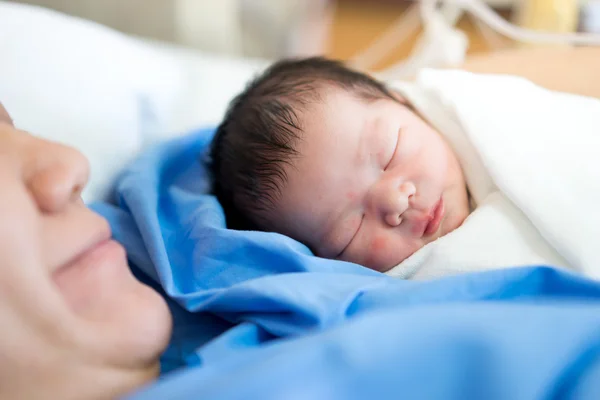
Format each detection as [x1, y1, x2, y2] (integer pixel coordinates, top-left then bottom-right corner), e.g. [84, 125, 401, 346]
[210, 57, 470, 272]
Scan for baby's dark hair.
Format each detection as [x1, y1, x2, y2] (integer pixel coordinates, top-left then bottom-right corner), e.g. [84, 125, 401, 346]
[209, 57, 396, 229]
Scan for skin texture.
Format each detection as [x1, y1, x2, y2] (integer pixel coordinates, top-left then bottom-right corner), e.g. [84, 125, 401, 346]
[0, 103, 172, 400]
[270, 87, 470, 272]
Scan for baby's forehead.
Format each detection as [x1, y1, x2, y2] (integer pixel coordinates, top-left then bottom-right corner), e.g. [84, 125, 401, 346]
[299, 87, 373, 129]
[304, 88, 397, 131]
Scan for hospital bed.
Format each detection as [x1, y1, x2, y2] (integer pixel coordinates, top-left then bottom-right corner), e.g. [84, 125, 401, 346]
[2, 2, 600, 399]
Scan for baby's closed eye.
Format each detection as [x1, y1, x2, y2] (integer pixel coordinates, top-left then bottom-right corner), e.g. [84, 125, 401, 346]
[336, 214, 365, 258]
[384, 129, 401, 170]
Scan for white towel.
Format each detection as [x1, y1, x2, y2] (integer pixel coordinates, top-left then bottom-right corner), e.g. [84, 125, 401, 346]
[386, 70, 600, 280]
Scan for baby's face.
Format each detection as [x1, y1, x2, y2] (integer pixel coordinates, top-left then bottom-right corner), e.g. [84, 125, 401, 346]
[271, 87, 470, 272]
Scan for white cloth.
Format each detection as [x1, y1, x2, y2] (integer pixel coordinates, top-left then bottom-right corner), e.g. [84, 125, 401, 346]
[0, 1, 184, 202]
[385, 70, 600, 280]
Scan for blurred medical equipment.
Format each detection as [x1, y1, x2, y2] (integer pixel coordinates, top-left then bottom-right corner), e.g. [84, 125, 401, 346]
[351, 0, 600, 79]
[176, 0, 333, 58]
[10, 0, 332, 58]
[583, 1, 600, 33]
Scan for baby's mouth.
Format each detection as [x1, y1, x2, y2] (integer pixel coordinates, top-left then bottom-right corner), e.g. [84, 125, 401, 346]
[424, 197, 445, 237]
[410, 197, 445, 238]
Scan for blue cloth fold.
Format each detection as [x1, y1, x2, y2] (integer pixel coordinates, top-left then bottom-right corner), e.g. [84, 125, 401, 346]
[92, 129, 600, 399]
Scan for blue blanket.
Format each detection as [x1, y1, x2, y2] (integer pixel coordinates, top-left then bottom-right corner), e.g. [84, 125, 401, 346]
[93, 129, 600, 400]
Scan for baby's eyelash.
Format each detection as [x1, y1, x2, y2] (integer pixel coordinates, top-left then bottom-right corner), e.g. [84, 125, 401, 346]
[384, 129, 401, 170]
[336, 214, 365, 258]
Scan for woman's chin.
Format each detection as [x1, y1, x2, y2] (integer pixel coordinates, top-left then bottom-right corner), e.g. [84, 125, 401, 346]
[89, 279, 173, 370]
[125, 284, 173, 367]
[54, 240, 173, 369]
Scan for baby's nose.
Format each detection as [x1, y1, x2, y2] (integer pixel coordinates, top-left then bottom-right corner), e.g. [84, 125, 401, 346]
[383, 181, 416, 227]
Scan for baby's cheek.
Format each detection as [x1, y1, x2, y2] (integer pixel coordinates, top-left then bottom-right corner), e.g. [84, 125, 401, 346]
[370, 236, 387, 252]
[364, 235, 389, 270]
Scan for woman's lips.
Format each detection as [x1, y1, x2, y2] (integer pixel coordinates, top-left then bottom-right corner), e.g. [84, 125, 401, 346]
[424, 197, 445, 237]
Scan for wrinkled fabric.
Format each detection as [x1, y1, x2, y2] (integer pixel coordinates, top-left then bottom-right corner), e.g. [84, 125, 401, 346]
[92, 128, 600, 399]
[388, 70, 600, 280]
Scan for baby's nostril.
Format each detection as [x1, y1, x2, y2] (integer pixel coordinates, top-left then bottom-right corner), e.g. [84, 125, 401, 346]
[385, 213, 402, 227]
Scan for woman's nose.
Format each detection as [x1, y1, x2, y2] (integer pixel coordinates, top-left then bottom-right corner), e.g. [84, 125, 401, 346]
[28, 140, 90, 212]
[377, 181, 416, 227]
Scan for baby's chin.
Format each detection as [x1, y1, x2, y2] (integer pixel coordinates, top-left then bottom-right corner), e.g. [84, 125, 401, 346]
[370, 262, 398, 274]
[441, 206, 470, 238]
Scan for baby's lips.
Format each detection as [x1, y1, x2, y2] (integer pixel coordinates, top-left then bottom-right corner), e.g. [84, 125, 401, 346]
[409, 213, 432, 237]
[409, 197, 444, 237]
[424, 198, 445, 237]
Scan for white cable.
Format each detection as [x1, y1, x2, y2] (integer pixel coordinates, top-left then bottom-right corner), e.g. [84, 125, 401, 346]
[471, 12, 507, 51]
[362, 0, 600, 80]
[378, 0, 468, 79]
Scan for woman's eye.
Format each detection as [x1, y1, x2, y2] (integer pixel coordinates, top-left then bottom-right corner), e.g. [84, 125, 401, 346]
[384, 129, 401, 170]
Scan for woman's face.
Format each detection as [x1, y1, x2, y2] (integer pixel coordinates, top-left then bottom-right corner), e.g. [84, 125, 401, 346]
[0, 103, 172, 400]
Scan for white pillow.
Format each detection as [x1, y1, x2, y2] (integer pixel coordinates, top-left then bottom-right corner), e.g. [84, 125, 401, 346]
[0, 1, 183, 202]
[148, 41, 268, 137]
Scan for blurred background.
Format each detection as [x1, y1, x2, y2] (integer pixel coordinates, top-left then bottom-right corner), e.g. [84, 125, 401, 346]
[9, 0, 600, 70]
[2, 0, 599, 202]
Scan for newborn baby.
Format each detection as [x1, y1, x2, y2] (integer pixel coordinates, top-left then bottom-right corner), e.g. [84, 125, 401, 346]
[210, 57, 600, 279]
[210, 57, 471, 273]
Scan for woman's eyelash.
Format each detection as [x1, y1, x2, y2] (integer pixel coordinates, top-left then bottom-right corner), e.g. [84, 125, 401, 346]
[384, 129, 401, 170]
